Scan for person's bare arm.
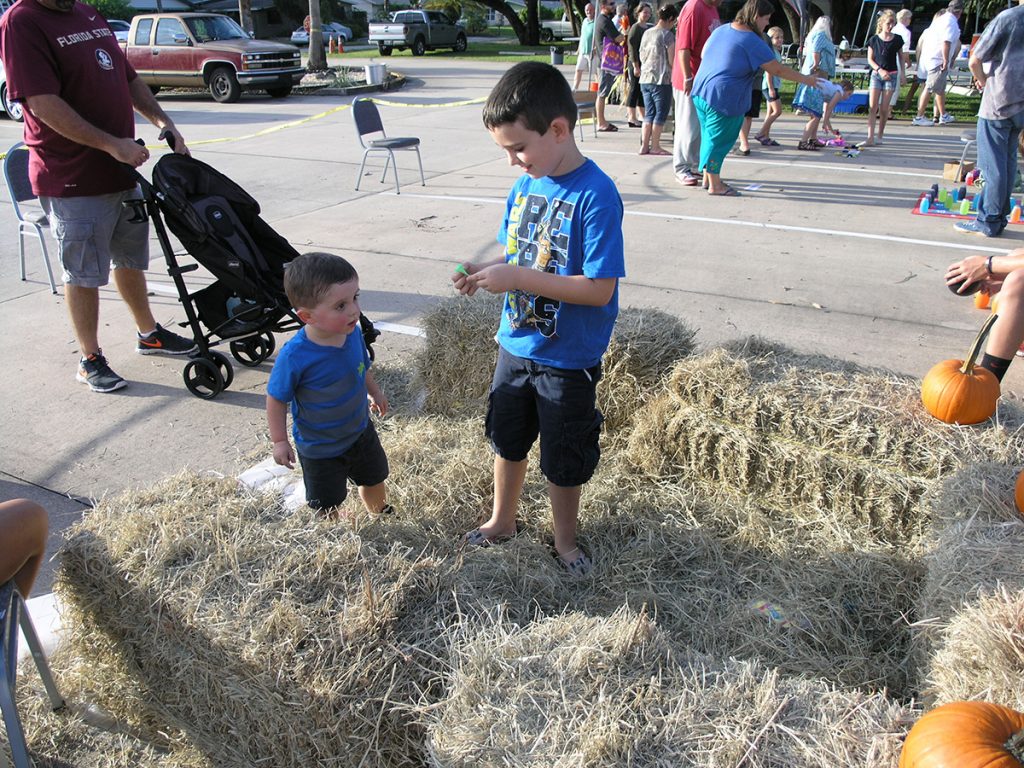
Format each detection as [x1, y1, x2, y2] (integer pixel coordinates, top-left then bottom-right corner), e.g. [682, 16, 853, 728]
[763, 58, 818, 87]
[266, 395, 295, 468]
[452, 257, 506, 296]
[968, 50, 986, 89]
[945, 248, 1024, 292]
[128, 77, 190, 156]
[469, 267, 617, 307]
[25, 93, 150, 166]
[940, 39, 950, 70]
[679, 48, 694, 94]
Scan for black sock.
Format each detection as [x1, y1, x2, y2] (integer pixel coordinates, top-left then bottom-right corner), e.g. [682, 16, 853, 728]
[980, 353, 1012, 382]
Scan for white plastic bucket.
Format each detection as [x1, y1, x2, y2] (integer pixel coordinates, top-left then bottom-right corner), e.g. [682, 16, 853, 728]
[365, 63, 387, 85]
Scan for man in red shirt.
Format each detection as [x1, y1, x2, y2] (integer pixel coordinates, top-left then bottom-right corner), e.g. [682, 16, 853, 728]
[1, 0, 195, 393]
[671, 0, 721, 186]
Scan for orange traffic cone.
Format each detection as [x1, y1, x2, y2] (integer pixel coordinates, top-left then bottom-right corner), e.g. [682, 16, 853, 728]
[338, 37, 345, 53]
[328, 35, 336, 53]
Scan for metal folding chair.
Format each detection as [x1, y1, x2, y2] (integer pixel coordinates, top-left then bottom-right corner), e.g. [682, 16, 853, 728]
[956, 130, 977, 184]
[0, 581, 65, 768]
[3, 142, 57, 294]
[572, 90, 599, 142]
[352, 98, 425, 195]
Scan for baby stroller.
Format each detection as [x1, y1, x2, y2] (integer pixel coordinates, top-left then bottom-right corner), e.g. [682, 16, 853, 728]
[130, 150, 378, 399]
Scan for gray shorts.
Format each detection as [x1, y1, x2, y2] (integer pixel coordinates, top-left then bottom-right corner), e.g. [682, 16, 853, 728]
[925, 67, 948, 94]
[40, 187, 149, 288]
[598, 70, 617, 98]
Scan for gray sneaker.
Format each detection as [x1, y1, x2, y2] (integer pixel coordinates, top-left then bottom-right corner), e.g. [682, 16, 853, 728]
[136, 323, 198, 356]
[76, 352, 127, 393]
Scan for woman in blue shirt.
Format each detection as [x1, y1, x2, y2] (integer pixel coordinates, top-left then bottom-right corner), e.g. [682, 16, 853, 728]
[692, 0, 817, 196]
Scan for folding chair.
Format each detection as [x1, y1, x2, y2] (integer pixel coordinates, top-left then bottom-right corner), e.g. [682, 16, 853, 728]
[0, 581, 65, 768]
[3, 142, 57, 294]
[572, 90, 599, 141]
[956, 130, 977, 184]
[352, 98, 424, 195]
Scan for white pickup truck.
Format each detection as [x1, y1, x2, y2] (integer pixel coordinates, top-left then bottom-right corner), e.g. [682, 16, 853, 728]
[368, 10, 467, 56]
[541, 14, 576, 41]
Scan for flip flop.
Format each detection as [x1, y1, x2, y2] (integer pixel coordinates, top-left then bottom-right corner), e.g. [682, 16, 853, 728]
[734, 148, 751, 156]
[597, 124, 619, 132]
[639, 147, 650, 155]
[763, 138, 780, 146]
[463, 526, 517, 548]
[555, 546, 593, 577]
[709, 186, 741, 197]
[649, 148, 670, 155]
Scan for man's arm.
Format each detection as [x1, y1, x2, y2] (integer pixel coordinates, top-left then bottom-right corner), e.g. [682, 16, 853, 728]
[24, 93, 150, 167]
[128, 77, 190, 156]
[940, 39, 951, 70]
[678, 48, 694, 93]
[968, 51, 986, 89]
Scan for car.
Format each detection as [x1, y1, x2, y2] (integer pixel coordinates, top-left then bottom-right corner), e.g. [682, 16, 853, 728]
[108, 18, 131, 43]
[0, 59, 25, 123]
[290, 21, 352, 45]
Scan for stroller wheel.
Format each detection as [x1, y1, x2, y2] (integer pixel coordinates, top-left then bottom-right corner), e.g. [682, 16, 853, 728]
[209, 350, 235, 389]
[230, 332, 276, 367]
[184, 357, 226, 399]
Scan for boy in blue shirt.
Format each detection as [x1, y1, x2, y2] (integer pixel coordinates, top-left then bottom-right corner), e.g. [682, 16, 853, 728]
[452, 62, 626, 576]
[267, 252, 391, 515]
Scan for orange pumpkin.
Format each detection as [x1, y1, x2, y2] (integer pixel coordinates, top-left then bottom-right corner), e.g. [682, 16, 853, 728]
[899, 701, 1024, 767]
[975, 291, 991, 310]
[921, 314, 1001, 425]
[1015, 470, 1024, 516]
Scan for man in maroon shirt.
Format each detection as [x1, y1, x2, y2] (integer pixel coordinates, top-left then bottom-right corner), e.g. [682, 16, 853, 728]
[1, 0, 196, 393]
[671, 0, 721, 186]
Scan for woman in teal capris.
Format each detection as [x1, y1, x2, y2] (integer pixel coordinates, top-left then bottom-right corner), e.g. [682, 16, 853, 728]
[691, 0, 817, 196]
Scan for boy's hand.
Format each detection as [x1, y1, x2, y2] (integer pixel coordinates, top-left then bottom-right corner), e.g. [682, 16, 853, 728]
[468, 264, 517, 294]
[452, 263, 479, 296]
[272, 440, 295, 469]
[369, 391, 389, 418]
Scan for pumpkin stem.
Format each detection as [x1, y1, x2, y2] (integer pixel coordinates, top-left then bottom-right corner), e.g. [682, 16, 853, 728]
[1006, 728, 1024, 762]
[961, 314, 999, 375]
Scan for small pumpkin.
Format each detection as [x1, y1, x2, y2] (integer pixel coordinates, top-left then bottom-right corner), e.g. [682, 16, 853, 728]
[921, 314, 1001, 425]
[975, 291, 991, 310]
[899, 700, 1024, 767]
[1015, 470, 1024, 516]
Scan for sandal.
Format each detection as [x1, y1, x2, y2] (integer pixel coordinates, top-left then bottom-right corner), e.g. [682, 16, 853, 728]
[649, 147, 670, 155]
[597, 124, 619, 132]
[556, 546, 593, 577]
[734, 147, 751, 156]
[463, 526, 517, 548]
[639, 146, 650, 155]
[709, 185, 741, 197]
[762, 138, 780, 147]
[797, 141, 819, 151]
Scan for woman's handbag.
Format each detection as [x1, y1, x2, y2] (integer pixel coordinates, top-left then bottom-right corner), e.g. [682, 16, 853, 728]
[600, 39, 624, 74]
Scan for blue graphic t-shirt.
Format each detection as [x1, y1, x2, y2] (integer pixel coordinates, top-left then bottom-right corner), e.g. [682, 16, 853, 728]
[496, 158, 626, 370]
[266, 327, 371, 459]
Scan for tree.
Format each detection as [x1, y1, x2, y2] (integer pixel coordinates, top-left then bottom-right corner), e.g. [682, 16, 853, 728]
[307, 0, 328, 71]
[238, 0, 254, 35]
[82, 0, 134, 20]
[473, 0, 529, 42]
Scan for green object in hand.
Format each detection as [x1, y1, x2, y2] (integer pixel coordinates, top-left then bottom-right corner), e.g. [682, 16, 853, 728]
[455, 264, 470, 276]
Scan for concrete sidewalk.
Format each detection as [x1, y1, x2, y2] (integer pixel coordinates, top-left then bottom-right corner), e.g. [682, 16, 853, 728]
[1, 58, 1020, 595]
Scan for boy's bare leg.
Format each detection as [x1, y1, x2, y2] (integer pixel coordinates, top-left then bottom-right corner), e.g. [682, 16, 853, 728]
[358, 482, 387, 514]
[475, 455, 525, 539]
[986, 272, 1024, 359]
[548, 483, 582, 564]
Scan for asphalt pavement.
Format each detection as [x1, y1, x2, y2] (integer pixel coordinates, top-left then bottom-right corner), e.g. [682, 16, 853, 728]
[1, 57, 1021, 593]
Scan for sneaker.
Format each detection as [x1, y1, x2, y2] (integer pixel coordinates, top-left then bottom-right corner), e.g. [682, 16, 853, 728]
[911, 116, 932, 126]
[939, 113, 956, 124]
[954, 220, 996, 237]
[675, 171, 701, 187]
[137, 323, 198, 355]
[76, 352, 127, 393]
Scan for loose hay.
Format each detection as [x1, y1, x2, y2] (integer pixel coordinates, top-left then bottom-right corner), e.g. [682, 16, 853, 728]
[425, 608, 913, 767]
[417, 295, 696, 432]
[33, 329, 1024, 767]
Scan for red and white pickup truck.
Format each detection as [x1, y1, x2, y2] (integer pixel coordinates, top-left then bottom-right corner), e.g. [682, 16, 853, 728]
[121, 13, 304, 103]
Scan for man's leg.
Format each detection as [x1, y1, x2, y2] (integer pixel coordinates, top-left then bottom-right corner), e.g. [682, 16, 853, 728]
[916, 87, 932, 118]
[112, 267, 158, 335]
[934, 90, 947, 117]
[596, 94, 608, 128]
[66, 284, 102, 357]
[974, 116, 1011, 236]
[680, 93, 701, 175]
[672, 87, 687, 175]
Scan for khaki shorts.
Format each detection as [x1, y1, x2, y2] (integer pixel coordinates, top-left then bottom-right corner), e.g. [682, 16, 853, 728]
[925, 67, 948, 94]
[41, 187, 149, 288]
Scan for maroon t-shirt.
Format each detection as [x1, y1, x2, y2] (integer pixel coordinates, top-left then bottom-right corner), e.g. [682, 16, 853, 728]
[0, 0, 138, 197]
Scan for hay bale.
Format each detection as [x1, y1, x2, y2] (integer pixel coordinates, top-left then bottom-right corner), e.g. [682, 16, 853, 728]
[424, 608, 913, 767]
[924, 586, 1024, 709]
[56, 473, 456, 768]
[16, 646, 209, 768]
[417, 296, 696, 431]
[627, 342, 1024, 549]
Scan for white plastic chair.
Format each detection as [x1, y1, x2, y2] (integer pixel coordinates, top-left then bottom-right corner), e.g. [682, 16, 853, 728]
[0, 581, 65, 768]
[3, 142, 57, 294]
[352, 98, 425, 195]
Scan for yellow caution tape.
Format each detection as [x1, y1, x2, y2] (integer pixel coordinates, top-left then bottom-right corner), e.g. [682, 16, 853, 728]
[368, 96, 485, 108]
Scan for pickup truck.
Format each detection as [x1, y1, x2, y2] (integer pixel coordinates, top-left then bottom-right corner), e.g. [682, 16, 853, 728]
[368, 10, 467, 56]
[121, 13, 304, 103]
[541, 14, 576, 42]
